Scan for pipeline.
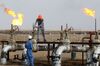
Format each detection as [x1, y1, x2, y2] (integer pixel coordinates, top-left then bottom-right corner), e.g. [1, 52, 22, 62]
[51, 38, 91, 66]
[51, 39, 70, 66]
[86, 46, 100, 66]
[92, 45, 100, 66]
[0, 44, 25, 64]
[86, 38, 100, 66]
[92, 39, 100, 66]
[71, 45, 89, 52]
[22, 44, 28, 65]
[1, 45, 12, 64]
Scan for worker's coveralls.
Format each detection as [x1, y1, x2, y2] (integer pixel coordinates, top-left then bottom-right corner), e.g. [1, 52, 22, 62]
[25, 39, 34, 66]
[35, 18, 46, 41]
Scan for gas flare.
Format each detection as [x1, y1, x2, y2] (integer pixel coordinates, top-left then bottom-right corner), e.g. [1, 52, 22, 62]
[83, 8, 95, 17]
[12, 13, 23, 26]
[4, 8, 16, 17]
[4, 7, 23, 26]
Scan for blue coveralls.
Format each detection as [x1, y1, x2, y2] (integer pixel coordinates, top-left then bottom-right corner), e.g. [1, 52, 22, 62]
[25, 39, 34, 66]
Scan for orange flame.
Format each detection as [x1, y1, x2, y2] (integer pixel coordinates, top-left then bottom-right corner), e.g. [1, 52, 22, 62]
[83, 8, 95, 17]
[12, 13, 23, 26]
[4, 7, 23, 26]
[4, 8, 16, 17]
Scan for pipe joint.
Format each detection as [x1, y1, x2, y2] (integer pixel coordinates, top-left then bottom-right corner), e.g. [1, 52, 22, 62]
[51, 55, 60, 60]
[51, 56, 61, 62]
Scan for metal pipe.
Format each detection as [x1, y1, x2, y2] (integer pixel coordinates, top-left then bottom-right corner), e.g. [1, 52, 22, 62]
[71, 45, 89, 52]
[82, 36, 90, 65]
[86, 38, 100, 66]
[60, 25, 63, 40]
[92, 46, 100, 66]
[22, 44, 28, 65]
[47, 43, 50, 63]
[1, 45, 12, 64]
[51, 38, 90, 66]
[52, 45, 67, 66]
[51, 39, 70, 66]
[95, 18, 97, 33]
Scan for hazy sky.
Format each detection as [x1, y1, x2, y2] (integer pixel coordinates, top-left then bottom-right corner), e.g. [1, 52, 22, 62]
[0, 0, 100, 30]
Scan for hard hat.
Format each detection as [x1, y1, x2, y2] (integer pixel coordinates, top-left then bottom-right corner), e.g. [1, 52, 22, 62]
[37, 14, 43, 19]
[28, 35, 32, 39]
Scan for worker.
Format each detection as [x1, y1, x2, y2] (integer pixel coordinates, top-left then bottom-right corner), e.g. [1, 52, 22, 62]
[34, 14, 46, 42]
[25, 35, 34, 66]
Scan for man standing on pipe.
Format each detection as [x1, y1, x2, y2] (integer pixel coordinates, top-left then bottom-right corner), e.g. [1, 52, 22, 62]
[34, 14, 46, 42]
[25, 35, 34, 66]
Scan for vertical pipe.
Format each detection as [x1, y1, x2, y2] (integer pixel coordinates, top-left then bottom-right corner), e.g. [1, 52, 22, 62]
[61, 25, 63, 31]
[60, 25, 63, 40]
[2, 42, 4, 49]
[82, 42, 84, 65]
[65, 24, 68, 39]
[53, 44, 55, 50]
[82, 46, 84, 65]
[8, 24, 13, 60]
[47, 43, 50, 63]
[95, 18, 97, 33]
[82, 37, 90, 66]
[10, 24, 13, 44]
[89, 32, 92, 48]
[86, 32, 94, 66]
[32, 27, 35, 39]
[7, 51, 9, 60]
[66, 24, 68, 30]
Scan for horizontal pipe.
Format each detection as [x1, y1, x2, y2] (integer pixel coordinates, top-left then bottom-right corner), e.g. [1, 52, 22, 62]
[1, 41, 100, 45]
[2, 44, 90, 52]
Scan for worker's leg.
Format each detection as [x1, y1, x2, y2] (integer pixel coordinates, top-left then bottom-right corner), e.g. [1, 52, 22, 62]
[37, 28, 40, 41]
[26, 54, 30, 66]
[30, 56, 34, 66]
[28, 56, 34, 66]
[41, 28, 46, 41]
[27, 51, 34, 66]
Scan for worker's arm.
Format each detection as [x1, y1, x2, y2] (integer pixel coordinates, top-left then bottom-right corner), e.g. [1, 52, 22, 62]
[25, 41, 28, 49]
[34, 19, 38, 28]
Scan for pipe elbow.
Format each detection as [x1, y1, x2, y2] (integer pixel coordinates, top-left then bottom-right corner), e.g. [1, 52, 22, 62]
[51, 55, 60, 61]
[2, 45, 12, 53]
[56, 45, 67, 55]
